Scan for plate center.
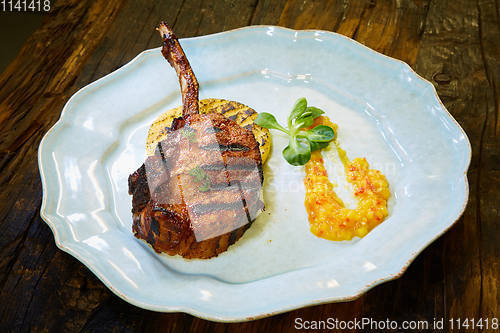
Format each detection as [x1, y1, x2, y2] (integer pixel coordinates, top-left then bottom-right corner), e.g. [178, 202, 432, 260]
[107, 70, 401, 283]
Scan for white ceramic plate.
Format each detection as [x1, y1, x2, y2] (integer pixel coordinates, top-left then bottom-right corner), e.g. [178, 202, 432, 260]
[39, 26, 471, 322]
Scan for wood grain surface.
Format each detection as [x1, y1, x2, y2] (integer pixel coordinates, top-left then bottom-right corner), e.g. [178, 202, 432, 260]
[0, 0, 498, 331]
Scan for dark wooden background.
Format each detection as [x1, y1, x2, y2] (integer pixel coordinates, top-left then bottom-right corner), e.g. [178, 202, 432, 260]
[0, 0, 498, 331]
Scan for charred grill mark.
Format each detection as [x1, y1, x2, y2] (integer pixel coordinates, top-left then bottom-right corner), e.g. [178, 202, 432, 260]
[238, 182, 252, 225]
[205, 126, 222, 134]
[200, 143, 251, 152]
[202, 162, 263, 190]
[190, 200, 248, 216]
[221, 105, 236, 114]
[152, 205, 172, 215]
[150, 216, 160, 235]
[228, 229, 238, 245]
[157, 141, 166, 162]
[215, 236, 221, 251]
[228, 114, 238, 121]
[201, 162, 258, 171]
[145, 217, 156, 246]
[209, 181, 261, 191]
[201, 163, 224, 171]
[146, 234, 156, 247]
[238, 113, 252, 124]
[244, 108, 254, 116]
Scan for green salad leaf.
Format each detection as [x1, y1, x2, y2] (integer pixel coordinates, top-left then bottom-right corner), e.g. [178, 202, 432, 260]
[253, 112, 289, 134]
[283, 136, 311, 166]
[255, 98, 335, 166]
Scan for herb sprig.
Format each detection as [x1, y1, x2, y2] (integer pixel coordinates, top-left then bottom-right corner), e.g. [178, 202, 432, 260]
[189, 165, 212, 192]
[255, 98, 335, 166]
[181, 127, 197, 143]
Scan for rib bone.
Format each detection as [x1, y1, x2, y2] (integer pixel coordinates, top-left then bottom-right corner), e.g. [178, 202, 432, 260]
[157, 22, 199, 116]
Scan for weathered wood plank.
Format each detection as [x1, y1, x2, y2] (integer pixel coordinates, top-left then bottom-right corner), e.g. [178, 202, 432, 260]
[278, 0, 345, 30]
[411, 0, 496, 327]
[73, 0, 184, 88]
[477, 0, 500, 320]
[172, 0, 259, 38]
[0, 1, 123, 323]
[0, 0, 124, 331]
[250, 0, 288, 25]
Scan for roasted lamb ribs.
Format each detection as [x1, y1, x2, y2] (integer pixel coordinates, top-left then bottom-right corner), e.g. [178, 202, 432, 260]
[128, 22, 264, 259]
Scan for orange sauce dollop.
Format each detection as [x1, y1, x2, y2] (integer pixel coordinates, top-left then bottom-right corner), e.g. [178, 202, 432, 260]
[303, 116, 390, 241]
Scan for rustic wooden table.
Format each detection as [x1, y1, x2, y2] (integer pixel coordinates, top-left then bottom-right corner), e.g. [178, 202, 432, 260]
[0, 0, 498, 331]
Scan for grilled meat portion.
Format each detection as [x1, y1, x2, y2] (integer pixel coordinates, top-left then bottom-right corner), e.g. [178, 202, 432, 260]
[128, 22, 264, 259]
[129, 113, 264, 258]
